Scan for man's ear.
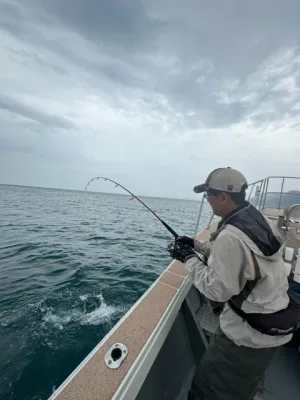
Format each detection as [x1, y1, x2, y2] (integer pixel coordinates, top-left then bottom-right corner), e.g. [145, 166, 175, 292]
[220, 192, 229, 203]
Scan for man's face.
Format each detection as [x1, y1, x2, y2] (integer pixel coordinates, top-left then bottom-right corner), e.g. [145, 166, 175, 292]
[205, 189, 229, 217]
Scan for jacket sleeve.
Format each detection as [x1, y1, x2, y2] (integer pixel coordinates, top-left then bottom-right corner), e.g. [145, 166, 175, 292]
[185, 232, 247, 302]
[194, 239, 212, 257]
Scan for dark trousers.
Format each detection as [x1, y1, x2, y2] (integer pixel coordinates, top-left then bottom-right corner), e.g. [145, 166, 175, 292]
[190, 328, 278, 400]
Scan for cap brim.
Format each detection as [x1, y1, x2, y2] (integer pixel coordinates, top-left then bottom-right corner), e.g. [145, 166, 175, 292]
[193, 184, 207, 193]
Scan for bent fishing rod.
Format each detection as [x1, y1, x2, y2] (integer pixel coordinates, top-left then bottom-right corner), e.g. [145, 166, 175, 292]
[85, 176, 179, 238]
[85, 176, 207, 264]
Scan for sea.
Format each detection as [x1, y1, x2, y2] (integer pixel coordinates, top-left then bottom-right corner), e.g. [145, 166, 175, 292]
[0, 184, 212, 400]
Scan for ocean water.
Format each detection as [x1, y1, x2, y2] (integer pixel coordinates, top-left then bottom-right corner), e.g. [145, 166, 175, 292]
[0, 184, 212, 400]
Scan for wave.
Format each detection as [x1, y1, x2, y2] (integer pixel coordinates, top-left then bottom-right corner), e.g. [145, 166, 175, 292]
[41, 292, 120, 330]
[0, 243, 40, 258]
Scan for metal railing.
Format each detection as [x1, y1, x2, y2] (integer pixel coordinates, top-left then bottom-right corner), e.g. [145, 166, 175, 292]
[246, 176, 300, 210]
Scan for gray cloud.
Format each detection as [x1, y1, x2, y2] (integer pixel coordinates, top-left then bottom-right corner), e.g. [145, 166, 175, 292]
[0, 0, 300, 197]
[0, 93, 74, 129]
[41, 0, 165, 50]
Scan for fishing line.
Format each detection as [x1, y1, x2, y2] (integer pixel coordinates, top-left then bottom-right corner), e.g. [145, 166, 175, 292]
[85, 176, 179, 238]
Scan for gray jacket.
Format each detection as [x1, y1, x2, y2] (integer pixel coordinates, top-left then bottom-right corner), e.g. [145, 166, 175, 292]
[185, 216, 292, 348]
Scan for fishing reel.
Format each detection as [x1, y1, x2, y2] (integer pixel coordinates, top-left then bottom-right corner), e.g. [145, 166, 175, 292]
[167, 241, 195, 263]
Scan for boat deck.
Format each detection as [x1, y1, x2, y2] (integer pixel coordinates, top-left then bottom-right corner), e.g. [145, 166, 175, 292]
[261, 208, 300, 264]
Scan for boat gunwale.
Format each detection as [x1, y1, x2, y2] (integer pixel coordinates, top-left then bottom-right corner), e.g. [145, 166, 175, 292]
[48, 256, 198, 399]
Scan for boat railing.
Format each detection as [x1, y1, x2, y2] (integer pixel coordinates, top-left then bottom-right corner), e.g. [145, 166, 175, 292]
[246, 176, 300, 210]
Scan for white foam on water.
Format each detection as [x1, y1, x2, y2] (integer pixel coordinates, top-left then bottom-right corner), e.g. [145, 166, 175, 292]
[41, 292, 120, 329]
[80, 300, 116, 326]
[42, 309, 74, 330]
[79, 292, 117, 325]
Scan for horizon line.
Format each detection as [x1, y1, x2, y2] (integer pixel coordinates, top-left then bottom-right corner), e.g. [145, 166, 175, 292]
[0, 182, 200, 202]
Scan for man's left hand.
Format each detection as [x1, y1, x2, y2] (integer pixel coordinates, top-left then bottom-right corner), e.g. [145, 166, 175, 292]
[167, 241, 195, 263]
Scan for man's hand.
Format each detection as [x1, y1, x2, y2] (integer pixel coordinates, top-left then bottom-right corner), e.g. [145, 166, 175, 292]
[175, 236, 194, 248]
[167, 241, 195, 263]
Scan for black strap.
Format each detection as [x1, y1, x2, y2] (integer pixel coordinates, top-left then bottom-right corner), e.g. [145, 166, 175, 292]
[230, 250, 261, 308]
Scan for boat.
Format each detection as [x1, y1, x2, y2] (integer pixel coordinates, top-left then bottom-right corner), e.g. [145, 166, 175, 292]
[48, 176, 300, 400]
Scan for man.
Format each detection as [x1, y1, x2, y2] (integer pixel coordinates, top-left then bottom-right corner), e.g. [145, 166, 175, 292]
[170, 167, 296, 400]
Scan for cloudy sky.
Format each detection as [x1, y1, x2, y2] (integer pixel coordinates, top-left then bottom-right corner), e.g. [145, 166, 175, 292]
[0, 0, 300, 198]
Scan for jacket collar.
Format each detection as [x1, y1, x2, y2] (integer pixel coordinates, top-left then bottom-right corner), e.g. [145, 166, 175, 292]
[217, 201, 249, 230]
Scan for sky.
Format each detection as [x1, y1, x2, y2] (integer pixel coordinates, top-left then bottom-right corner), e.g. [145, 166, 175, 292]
[0, 0, 300, 199]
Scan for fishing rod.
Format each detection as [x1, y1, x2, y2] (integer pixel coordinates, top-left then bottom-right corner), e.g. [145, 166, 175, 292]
[85, 176, 207, 265]
[85, 176, 179, 238]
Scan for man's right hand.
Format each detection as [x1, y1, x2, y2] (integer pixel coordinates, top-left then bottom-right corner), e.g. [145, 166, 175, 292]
[175, 236, 194, 248]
